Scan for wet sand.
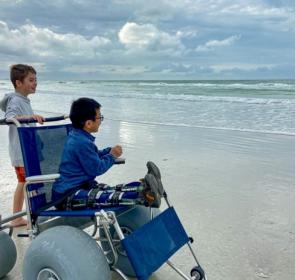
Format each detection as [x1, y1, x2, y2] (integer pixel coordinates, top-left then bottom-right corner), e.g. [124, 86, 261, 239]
[1, 120, 295, 279]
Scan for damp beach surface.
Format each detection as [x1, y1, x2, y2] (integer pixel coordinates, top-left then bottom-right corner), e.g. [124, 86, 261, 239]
[1, 120, 295, 280]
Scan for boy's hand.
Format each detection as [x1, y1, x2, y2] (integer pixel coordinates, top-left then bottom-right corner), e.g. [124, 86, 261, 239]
[16, 114, 45, 124]
[110, 145, 122, 158]
[32, 114, 44, 124]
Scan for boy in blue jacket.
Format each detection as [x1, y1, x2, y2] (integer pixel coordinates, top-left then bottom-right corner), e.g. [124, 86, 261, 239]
[52, 97, 163, 209]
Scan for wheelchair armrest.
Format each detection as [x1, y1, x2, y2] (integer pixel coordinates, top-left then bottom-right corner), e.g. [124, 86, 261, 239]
[114, 157, 125, 164]
[26, 174, 60, 183]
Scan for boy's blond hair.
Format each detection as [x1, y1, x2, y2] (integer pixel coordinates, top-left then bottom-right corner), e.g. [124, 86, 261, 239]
[10, 64, 36, 88]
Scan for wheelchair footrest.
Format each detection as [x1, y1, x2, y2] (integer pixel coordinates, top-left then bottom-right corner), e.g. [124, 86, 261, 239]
[122, 207, 189, 280]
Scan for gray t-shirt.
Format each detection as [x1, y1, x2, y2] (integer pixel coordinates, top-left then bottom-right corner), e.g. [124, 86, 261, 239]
[0, 92, 34, 166]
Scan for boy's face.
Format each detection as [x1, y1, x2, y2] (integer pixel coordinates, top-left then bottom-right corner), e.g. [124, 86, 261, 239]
[15, 72, 37, 96]
[85, 108, 103, 133]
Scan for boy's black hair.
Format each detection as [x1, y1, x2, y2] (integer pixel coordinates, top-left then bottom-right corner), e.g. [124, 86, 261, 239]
[70, 97, 101, 129]
[10, 64, 37, 88]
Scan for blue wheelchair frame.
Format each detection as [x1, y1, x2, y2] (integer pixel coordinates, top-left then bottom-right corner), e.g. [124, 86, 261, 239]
[0, 116, 206, 280]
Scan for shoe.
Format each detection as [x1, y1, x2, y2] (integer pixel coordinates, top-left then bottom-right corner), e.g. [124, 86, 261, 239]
[146, 161, 164, 196]
[142, 174, 161, 208]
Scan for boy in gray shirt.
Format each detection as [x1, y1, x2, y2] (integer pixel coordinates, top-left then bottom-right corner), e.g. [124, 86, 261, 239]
[0, 64, 44, 227]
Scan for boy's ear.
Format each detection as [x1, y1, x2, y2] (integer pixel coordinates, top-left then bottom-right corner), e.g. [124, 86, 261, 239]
[15, 80, 22, 88]
[84, 120, 91, 129]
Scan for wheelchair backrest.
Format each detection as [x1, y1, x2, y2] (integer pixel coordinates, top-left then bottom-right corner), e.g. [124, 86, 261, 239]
[18, 123, 72, 213]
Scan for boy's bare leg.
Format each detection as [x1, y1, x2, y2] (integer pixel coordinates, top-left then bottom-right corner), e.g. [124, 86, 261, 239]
[11, 182, 27, 227]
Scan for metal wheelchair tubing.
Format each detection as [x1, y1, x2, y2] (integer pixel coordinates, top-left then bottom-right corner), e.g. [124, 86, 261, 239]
[166, 260, 192, 280]
[24, 181, 40, 239]
[23, 178, 60, 239]
[111, 267, 130, 280]
[90, 216, 98, 237]
[164, 191, 207, 280]
[96, 211, 119, 267]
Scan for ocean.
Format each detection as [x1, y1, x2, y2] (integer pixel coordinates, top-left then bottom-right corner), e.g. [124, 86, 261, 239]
[1, 79, 295, 135]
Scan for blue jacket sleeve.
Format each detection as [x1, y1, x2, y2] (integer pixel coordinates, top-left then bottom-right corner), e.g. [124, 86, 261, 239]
[98, 147, 112, 157]
[75, 142, 115, 177]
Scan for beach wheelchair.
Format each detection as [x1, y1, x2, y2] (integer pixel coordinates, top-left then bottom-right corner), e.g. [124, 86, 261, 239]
[0, 116, 207, 280]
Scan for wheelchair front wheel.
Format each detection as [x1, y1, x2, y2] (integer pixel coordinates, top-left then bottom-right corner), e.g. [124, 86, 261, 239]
[23, 225, 111, 280]
[191, 265, 205, 280]
[0, 230, 17, 278]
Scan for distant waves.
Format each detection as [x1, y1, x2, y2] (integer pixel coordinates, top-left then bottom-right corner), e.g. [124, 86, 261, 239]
[1, 79, 294, 135]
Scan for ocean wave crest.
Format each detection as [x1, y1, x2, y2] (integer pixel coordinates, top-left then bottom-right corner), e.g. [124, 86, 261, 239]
[136, 81, 295, 91]
[39, 87, 295, 105]
[106, 118, 295, 136]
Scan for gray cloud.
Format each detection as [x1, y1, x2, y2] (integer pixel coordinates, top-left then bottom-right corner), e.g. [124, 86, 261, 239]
[0, 21, 111, 58]
[118, 22, 185, 56]
[195, 35, 241, 52]
[0, 0, 294, 79]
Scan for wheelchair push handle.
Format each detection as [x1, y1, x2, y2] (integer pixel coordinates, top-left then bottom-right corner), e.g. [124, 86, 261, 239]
[0, 115, 68, 125]
[26, 115, 68, 123]
[114, 158, 125, 164]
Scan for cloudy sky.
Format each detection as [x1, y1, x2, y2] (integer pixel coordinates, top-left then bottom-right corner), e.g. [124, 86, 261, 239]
[0, 0, 294, 80]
